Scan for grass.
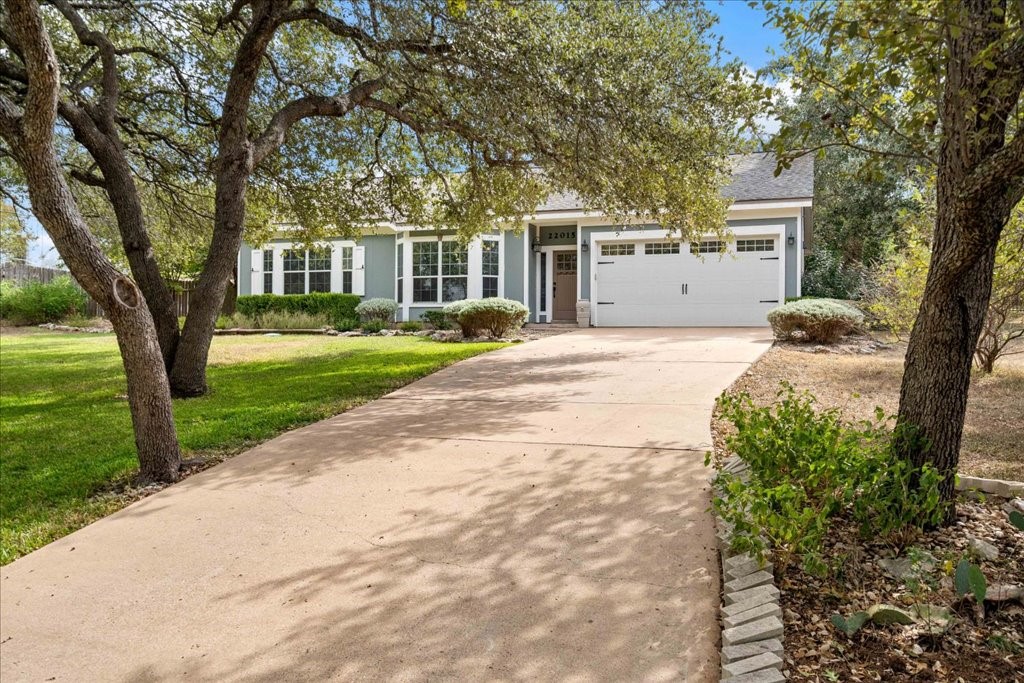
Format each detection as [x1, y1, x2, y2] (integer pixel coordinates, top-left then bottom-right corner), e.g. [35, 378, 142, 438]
[0, 330, 505, 564]
[723, 338, 1024, 481]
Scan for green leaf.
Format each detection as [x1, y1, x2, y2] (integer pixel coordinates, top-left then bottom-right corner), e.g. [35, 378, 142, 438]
[1009, 510, 1024, 531]
[955, 559, 987, 602]
[831, 611, 868, 636]
[866, 603, 915, 625]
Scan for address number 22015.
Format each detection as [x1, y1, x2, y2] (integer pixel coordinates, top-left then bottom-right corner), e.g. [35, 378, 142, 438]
[547, 231, 576, 239]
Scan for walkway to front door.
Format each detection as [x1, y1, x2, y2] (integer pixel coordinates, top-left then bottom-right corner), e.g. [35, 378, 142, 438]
[0, 328, 772, 682]
[552, 249, 577, 321]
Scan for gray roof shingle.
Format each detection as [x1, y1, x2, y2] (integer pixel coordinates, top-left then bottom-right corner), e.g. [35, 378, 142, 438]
[534, 152, 813, 213]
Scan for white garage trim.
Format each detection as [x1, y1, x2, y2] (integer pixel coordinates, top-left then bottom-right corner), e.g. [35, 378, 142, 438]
[587, 226, 785, 327]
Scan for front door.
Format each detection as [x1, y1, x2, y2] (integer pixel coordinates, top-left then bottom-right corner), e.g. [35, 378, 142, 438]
[553, 250, 578, 321]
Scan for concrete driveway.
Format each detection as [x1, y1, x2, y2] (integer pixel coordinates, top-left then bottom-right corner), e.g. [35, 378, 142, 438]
[0, 328, 771, 682]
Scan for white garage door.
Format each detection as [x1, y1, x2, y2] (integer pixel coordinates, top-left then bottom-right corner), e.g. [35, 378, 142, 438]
[592, 237, 781, 327]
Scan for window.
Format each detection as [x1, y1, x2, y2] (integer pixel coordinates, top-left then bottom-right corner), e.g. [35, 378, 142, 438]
[736, 238, 775, 252]
[308, 249, 331, 293]
[441, 241, 468, 302]
[540, 252, 547, 311]
[396, 243, 404, 304]
[690, 240, 727, 255]
[340, 246, 353, 294]
[412, 242, 439, 303]
[601, 243, 635, 256]
[282, 248, 334, 294]
[555, 251, 576, 274]
[481, 239, 500, 298]
[263, 250, 273, 294]
[283, 249, 306, 294]
[645, 242, 680, 255]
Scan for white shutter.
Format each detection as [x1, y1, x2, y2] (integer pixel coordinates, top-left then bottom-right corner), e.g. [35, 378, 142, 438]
[330, 243, 344, 292]
[250, 249, 263, 294]
[352, 245, 366, 295]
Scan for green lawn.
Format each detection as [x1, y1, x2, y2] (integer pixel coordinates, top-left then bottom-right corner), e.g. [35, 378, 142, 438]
[0, 330, 505, 564]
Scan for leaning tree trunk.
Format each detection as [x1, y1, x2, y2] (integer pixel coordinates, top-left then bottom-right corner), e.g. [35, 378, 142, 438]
[168, 155, 250, 397]
[895, 179, 1002, 519]
[1, 0, 181, 482]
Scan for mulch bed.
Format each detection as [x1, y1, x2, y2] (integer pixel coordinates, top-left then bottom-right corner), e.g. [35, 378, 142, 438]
[779, 499, 1023, 682]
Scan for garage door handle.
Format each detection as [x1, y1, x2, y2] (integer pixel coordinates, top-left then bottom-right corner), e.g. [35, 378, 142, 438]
[760, 299, 779, 303]
[681, 283, 688, 295]
[760, 256, 779, 261]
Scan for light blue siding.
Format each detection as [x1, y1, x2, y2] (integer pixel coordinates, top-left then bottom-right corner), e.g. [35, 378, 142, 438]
[503, 230, 525, 304]
[361, 234, 396, 299]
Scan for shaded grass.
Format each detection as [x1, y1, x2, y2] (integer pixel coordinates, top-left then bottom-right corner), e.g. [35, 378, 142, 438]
[0, 331, 505, 563]
[725, 340, 1024, 482]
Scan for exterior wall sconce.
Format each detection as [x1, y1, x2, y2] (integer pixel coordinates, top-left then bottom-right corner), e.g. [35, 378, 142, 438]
[581, 239, 589, 253]
[787, 233, 795, 246]
[531, 236, 541, 253]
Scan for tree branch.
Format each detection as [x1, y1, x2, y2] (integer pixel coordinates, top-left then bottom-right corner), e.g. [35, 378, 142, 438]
[49, 0, 119, 131]
[251, 79, 384, 165]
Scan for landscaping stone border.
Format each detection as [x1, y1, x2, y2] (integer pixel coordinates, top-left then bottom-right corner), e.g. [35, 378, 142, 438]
[712, 455, 786, 683]
[956, 475, 1024, 499]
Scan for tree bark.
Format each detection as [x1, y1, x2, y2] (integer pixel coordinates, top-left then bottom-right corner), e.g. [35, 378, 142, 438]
[61, 103, 182, 370]
[1, 0, 180, 482]
[895, 189, 1001, 512]
[168, 0, 280, 397]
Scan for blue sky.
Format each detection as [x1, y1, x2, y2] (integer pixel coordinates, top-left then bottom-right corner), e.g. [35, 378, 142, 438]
[705, 0, 783, 70]
[21, 1, 787, 268]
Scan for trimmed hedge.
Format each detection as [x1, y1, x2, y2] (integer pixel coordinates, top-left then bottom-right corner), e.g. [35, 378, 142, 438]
[444, 298, 528, 338]
[766, 298, 864, 343]
[354, 297, 398, 322]
[236, 293, 360, 328]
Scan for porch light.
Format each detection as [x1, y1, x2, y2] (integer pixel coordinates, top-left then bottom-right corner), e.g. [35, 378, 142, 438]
[531, 236, 541, 253]
[581, 239, 589, 253]
[787, 233, 795, 246]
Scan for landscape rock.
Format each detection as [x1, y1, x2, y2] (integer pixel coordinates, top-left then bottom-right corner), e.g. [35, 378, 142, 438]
[877, 550, 936, 580]
[722, 615, 784, 646]
[721, 651, 783, 678]
[721, 638, 783, 664]
[430, 330, 462, 343]
[967, 536, 1000, 561]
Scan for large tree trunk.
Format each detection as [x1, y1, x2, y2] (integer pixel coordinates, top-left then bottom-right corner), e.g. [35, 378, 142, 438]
[168, 0, 279, 397]
[168, 167, 249, 397]
[894, 185, 1001, 513]
[1, 0, 181, 482]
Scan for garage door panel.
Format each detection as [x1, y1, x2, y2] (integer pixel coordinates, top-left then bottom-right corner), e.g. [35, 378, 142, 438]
[593, 237, 781, 327]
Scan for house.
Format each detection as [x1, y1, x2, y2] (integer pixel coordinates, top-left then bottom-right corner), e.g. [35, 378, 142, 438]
[237, 152, 813, 327]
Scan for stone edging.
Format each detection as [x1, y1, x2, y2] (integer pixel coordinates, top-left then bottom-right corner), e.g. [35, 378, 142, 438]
[956, 475, 1024, 499]
[712, 455, 786, 683]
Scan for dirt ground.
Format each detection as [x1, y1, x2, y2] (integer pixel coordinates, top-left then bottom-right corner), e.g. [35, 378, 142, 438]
[723, 336, 1024, 482]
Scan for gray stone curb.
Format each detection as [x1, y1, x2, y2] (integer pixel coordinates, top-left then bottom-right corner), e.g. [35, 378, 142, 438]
[956, 475, 1024, 498]
[712, 455, 786, 682]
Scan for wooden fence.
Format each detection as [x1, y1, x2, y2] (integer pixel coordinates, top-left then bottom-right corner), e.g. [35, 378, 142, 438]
[1, 260, 236, 319]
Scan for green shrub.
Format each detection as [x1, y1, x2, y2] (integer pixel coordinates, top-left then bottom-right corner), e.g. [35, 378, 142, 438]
[446, 298, 529, 338]
[441, 299, 478, 335]
[802, 249, 864, 299]
[214, 315, 233, 330]
[228, 311, 330, 329]
[0, 276, 88, 325]
[334, 317, 359, 332]
[766, 298, 864, 343]
[235, 293, 359, 328]
[361, 319, 388, 334]
[354, 297, 398, 322]
[711, 384, 945, 575]
[420, 309, 451, 330]
[399, 321, 423, 332]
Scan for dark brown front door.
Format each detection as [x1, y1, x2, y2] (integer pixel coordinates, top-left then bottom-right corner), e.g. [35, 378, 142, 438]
[553, 250, 577, 321]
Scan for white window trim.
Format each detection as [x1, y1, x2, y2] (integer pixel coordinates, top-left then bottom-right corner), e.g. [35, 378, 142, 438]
[259, 240, 359, 295]
[534, 244, 568, 324]
[586, 226, 786, 327]
[399, 232, 502, 321]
